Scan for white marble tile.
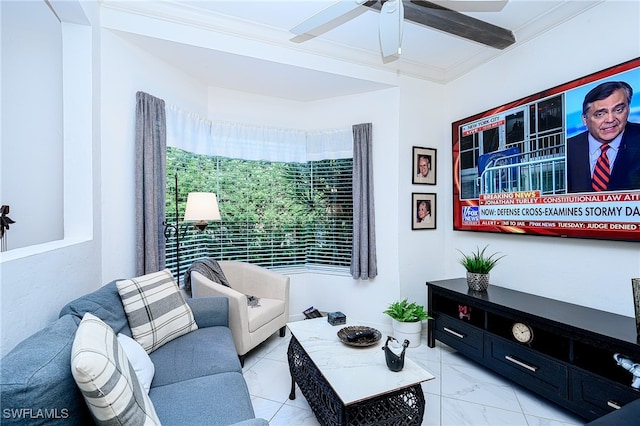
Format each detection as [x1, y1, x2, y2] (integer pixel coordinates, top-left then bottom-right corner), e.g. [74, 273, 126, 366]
[421, 392, 442, 426]
[513, 386, 584, 424]
[244, 357, 293, 402]
[269, 404, 321, 426]
[285, 384, 314, 410]
[524, 413, 585, 426]
[261, 334, 291, 362]
[441, 362, 520, 410]
[250, 396, 283, 422]
[418, 360, 442, 395]
[441, 397, 528, 426]
[241, 351, 261, 371]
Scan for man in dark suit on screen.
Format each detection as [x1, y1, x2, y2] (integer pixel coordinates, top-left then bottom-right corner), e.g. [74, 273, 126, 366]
[566, 81, 640, 193]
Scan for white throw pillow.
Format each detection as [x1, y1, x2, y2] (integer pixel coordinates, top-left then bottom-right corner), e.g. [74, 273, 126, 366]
[117, 333, 155, 393]
[116, 269, 198, 354]
[70, 313, 161, 426]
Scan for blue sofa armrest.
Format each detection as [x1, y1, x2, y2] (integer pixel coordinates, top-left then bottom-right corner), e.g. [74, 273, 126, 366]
[186, 296, 229, 328]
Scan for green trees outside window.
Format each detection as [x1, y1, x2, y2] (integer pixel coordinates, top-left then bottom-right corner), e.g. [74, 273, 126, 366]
[165, 147, 353, 277]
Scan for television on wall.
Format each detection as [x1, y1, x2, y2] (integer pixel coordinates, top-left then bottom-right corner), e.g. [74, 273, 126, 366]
[452, 57, 640, 242]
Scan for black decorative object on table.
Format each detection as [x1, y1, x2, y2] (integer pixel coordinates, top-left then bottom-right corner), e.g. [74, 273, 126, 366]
[382, 336, 409, 372]
[328, 311, 346, 326]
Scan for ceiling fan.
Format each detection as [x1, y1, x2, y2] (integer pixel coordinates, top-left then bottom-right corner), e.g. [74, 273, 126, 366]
[290, 0, 516, 62]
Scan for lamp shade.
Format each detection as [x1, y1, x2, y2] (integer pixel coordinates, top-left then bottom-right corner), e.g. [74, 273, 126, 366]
[184, 192, 221, 222]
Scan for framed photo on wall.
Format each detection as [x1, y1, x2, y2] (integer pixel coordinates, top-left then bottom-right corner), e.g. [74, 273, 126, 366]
[412, 193, 436, 230]
[412, 146, 437, 185]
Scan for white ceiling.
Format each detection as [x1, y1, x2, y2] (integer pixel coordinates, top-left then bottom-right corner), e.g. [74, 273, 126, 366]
[105, 0, 602, 101]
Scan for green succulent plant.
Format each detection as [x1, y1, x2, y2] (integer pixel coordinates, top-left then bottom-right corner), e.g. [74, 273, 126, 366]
[383, 299, 432, 322]
[457, 245, 505, 274]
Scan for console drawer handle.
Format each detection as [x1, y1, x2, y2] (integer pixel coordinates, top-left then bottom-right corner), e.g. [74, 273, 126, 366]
[607, 400, 622, 410]
[443, 327, 465, 339]
[505, 355, 539, 372]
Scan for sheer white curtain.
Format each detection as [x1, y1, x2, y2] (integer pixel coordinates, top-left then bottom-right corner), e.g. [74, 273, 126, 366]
[166, 105, 352, 162]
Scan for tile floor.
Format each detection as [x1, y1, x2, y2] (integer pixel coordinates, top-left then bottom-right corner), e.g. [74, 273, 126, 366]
[241, 327, 587, 426]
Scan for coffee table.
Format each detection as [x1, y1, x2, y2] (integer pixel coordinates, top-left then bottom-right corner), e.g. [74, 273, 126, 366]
[287, 318, 435, 426]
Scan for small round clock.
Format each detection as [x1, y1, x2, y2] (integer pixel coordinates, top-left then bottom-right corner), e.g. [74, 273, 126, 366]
[512, 322, 534, 344]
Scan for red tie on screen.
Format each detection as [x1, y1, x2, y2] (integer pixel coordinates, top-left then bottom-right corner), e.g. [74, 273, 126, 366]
[591, 144, 611, 192]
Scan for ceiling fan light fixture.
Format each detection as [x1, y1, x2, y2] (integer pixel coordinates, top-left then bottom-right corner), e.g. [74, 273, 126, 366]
[379, 0, 404, 62]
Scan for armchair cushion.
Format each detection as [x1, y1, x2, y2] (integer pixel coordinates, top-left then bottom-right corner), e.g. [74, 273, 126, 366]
[248, 298, 285, 333]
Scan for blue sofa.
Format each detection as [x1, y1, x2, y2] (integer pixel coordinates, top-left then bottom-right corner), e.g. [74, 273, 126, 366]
[0, 281, 269, 426]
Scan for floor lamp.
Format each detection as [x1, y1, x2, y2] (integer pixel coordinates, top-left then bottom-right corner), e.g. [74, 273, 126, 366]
[163, 174, 221, 284]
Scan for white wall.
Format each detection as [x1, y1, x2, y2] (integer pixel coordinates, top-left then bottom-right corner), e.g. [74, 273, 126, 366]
[100, 29, 209, 284]
[1, 1, 64, 249]
[0, 1, 100, 357]
[440, 0, 640, 316]
[397, 76, 448, 308]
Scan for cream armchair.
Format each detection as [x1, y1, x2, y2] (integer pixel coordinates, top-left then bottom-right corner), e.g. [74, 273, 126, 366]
[191, 261, 290, 365]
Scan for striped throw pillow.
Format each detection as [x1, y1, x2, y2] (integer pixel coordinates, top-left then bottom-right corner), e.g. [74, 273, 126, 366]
[70, 313, 161, 426]
[116, 269, 198, 353]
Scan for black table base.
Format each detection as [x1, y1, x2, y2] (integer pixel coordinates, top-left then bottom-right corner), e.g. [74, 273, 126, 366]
[287, 335, 425, 426]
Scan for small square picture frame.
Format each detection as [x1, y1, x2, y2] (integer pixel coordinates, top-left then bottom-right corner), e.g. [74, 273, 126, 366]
[412, 193, 436, 230]
[412, 146, 437, 185]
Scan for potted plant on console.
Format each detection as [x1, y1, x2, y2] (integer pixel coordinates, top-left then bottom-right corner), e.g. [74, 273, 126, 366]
[458, 244, 505, 292]
[383, 299, 432, 348]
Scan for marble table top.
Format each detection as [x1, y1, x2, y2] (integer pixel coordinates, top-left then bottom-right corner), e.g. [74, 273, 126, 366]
[287, 317, 435, 405]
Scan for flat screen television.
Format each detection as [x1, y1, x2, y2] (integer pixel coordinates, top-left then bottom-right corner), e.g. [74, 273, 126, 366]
[452, 57, 640, 242]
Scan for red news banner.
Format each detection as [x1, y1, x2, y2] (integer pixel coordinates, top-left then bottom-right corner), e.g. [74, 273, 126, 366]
[478, 191, 640, 232]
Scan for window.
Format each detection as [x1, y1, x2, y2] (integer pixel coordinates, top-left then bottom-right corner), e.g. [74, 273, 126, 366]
[165, 147, 353, 278]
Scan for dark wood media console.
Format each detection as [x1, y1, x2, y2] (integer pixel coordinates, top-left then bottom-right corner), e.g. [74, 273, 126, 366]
[426, 278, 640, 421]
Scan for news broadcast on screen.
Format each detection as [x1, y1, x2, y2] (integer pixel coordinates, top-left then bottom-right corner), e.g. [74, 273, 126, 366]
[452, 57, 640, 242]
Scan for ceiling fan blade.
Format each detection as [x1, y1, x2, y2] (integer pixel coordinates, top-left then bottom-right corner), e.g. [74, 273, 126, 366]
[290, 0, 374, 41]
[379, 0, 404, 62]
[367, 0, 515, 49]
[428, 0, 508, 13]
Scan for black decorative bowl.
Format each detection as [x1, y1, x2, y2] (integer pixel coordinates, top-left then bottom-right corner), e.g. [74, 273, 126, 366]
[337, 326, 382, 347]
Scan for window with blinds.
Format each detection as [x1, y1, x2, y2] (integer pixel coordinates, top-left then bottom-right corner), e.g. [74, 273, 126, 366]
[165, 147, 353, 278]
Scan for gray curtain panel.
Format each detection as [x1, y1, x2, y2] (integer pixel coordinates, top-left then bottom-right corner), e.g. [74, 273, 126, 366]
[135, 91, 167, 276]
[350, 122, 378, 279]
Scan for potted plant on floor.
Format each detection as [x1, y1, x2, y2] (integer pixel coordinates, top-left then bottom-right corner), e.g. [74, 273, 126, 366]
[383, 299, 432, 348]
[458, 245, 505, 292]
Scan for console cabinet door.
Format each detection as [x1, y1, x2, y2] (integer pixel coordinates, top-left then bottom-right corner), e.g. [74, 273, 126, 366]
[571, 368, 640, 420]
